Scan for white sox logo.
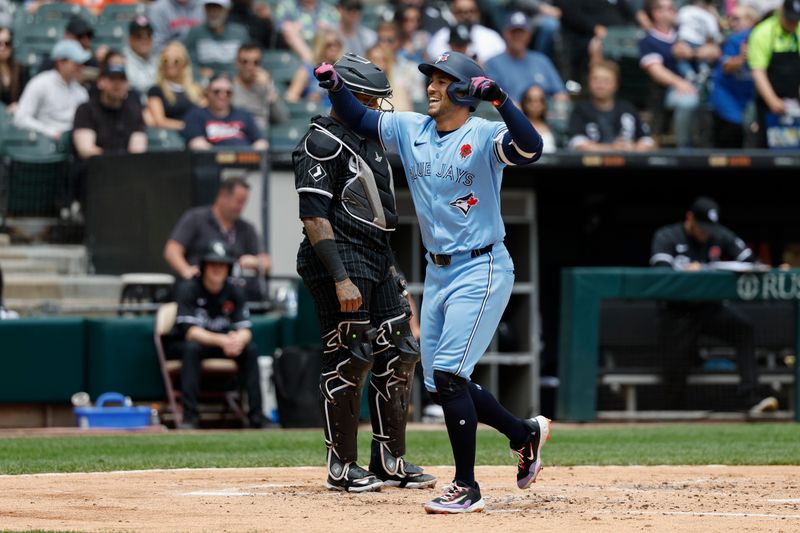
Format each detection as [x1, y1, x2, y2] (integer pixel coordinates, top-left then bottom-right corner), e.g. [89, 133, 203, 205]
[308, 164, 327, 182]
[450, 192, 479, 216]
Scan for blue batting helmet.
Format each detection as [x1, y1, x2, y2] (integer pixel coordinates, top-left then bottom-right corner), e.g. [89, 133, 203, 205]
[418, 51, 485, 111]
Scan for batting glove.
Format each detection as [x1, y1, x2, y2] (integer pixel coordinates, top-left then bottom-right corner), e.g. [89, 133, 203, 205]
[313, 63, 343, 91]
[468, 76, 508, 107]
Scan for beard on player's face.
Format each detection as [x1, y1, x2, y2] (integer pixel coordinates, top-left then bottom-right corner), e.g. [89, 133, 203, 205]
[427, 72, 456, 118]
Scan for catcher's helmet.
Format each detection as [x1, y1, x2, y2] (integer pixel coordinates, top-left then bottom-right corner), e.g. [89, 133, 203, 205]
[201, 240, 236, 271]
[333, 53, 392, 98]
[418, 51, 485, 111]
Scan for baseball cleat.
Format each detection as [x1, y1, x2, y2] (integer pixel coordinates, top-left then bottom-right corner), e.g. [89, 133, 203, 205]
[371, 457, 437, 489]
[325, 462, 384, 493]
[424, 481, 485, 514]
[512, 415, 551, 489]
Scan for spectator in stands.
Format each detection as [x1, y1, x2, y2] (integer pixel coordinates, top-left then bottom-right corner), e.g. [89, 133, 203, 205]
[232, 42, 289, 133]
[426, 0, 506, 63]
[557, 0, 648, 82]
[164, 176, 271, 285]
[674, 0, 722, 88]
[510, 0, 562, 61]
[73, 63, 147, 159]
[148, 0, 205, 52]
[337, 0, 376, 58]
[184, 0, 249, 81]
[390, 0, 448, 36]
[182, 72, 268, 150]
[375, 19, 427, 106]
[0, 27, 29, 112]
[639, 0, 700, 148]
[740, 0, 783, 19]
[395, 4, 430, 63]
[365, 42, 412, 112]
[650, 196, 777, 415]
[520, 84, 557, 153]
[124, 16, 158, 97]
[0, 265, 19, 320]
[709, 5, 758, 148]
[485, 11, 568, 106]
[147, 42, 205, 130]
[228, 0, 284, 50]
[14, 40, 89, 140]
[167, 239, 266, 429]
[285, 28, 342, 105]
[273, 0, 339, 65]
[39, 15, 100, 75]
[748, 0, 800, 148]
[568, 60, 656, 151]
[447, 22, 474, 58]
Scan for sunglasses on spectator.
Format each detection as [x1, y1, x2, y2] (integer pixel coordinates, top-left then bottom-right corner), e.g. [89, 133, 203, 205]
[325, 41, 342, 48]
[210, 88, 233, 96]
[0, 40, 11, 47]
[163, 58, 184, 66]
[238, 58, 260, 65]
[453, 8, 478, 15]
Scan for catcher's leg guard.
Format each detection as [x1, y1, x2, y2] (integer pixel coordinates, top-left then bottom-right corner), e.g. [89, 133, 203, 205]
[368, 314, 435, 488]
[320, 320, 376, 482]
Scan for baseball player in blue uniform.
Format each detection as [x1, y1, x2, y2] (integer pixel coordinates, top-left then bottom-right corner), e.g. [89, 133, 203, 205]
[314, 50, 551, 514]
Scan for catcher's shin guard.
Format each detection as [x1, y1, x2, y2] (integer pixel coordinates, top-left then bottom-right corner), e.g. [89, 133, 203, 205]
[320, 320, 376, 472]
[368, 313, 420, 472]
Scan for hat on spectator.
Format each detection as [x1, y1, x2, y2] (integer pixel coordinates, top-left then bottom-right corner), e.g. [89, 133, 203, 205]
[129, 15, 153, 34]
[449, 23, 471, 45]
[65, 15, 94, 38]
[690, 196, 721, 231]
[504, 11, 532, 32]
[784, 0, 800, 21]
[202, 0, 231, 8]
[338, 0, 363, 10]
[102, 63, 127, 79]
[51, 39, 92, 64]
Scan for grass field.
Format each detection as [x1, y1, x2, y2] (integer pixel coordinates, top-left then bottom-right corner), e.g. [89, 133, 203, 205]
[2, 422, 799, 475]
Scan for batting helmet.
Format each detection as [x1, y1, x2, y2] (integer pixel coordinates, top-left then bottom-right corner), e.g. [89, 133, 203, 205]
[200, 240, 236, 272]
[418, 51, 485, 111]
[333, 53, 392, 98]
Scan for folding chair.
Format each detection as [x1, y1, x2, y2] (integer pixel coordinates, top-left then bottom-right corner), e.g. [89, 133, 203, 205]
[153, 302, 247, 428]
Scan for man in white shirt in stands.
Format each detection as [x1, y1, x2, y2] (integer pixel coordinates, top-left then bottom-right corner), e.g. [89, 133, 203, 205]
[14, 40, 89, 140]
[426, 0, 505, 64]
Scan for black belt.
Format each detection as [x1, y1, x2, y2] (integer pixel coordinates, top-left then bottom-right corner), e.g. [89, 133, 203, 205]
[429, 244, 493, 267]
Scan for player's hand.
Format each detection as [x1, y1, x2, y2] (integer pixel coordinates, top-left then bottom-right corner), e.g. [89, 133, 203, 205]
[335, 278, 362, 312]
[313, 63, 343, 91]
[468, 76, 507, 106]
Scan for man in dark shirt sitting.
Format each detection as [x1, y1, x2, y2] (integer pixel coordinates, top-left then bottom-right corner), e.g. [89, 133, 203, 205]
[568, 60, 656, 152]
[168, 240, 266, 429]
[650, 196, 777, 414]
[181, 72, 268, 150]
[72, 63, 147, 158]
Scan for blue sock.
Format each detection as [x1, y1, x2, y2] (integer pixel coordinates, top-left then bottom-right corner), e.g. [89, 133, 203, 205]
[468, 382, 528, 448]
[440, 387, 477, 487]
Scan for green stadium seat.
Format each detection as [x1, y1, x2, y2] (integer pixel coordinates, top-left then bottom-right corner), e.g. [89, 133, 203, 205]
[98, 3, 146, 24]
[93, 21, 127, 50]
[146, 127, 186, 151]
[13, 45, 44, 72]
[262, 49, 301, 72]
[285, 100, 325, 118]
[34, 3, 94, 24]
[269, 118, 311, 154]
[602, 25, 645, 61]
[19, 22, 65, 54]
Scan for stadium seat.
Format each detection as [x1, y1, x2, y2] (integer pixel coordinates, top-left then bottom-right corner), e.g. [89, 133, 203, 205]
[285, 100, 325, 118]
[13, 46, 44, 72]
[93, 21, 127, 50]
[34, 3, 94, 24]
[269, 118, 312, 154]
[18, 22, 65, 54]
[98, 3, 146, 24]
[146, 127, 186, 151]
[602, 25, 645, 61]
[261, 49, 301, 72]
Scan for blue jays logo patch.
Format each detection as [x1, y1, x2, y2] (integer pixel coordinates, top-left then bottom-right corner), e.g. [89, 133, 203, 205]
[450, 192, 479, 217]
[436, 52, 450, 64]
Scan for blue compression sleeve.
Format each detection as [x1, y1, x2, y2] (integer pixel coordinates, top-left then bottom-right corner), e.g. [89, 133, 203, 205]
[328, 86, 381, 141]
[496, 97, 543, 160]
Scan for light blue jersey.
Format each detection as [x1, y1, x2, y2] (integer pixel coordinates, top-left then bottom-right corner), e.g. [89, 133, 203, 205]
[378, 110, 519, 391]
[379, 111, 509, 255]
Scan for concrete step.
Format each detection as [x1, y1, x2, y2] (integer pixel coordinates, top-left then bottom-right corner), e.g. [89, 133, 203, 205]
[4, 274, 122, 301]
[0, 258, 61, 274]
[0, 244, 88, 275]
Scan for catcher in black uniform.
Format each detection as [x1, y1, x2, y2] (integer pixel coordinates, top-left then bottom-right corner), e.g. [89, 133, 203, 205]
[293, 53, 436, 493]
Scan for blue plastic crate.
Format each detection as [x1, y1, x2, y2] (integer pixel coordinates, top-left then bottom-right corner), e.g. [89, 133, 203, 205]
[74, 392, 152, 429]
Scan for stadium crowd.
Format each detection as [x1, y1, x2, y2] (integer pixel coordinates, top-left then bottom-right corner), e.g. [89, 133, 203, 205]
[0, 0, 798, 214]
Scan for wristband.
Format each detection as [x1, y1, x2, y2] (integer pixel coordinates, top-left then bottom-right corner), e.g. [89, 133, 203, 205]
[313, 239, 348, 282]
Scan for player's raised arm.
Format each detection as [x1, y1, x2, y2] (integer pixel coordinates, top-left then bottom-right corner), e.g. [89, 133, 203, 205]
[313, 59, 383, 141]
[468, 76, 544, 164]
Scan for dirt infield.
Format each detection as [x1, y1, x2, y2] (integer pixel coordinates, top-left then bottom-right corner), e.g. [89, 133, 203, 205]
[1, 466, 799, 532]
